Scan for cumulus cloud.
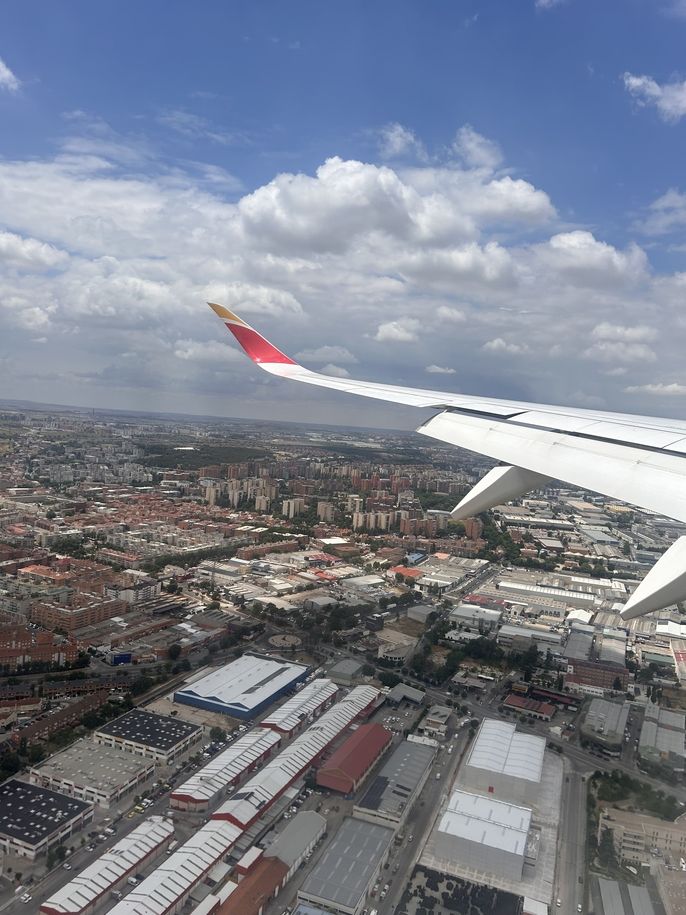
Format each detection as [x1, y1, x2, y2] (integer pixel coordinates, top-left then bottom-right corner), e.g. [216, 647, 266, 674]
[0, 116, 684, 421]
[532, 231, 647, 286]
[482, 337, 528, 354]
[624, 382, 686, 395]
[583, 341, 656, 364]
[374, 318, 422, 343]
[0, 231, 68, 270]
[295, 345, 358, 364]
[425, 364, 456, 374]
[320, 363, 350, 377]
[452, 125, 503, 171]
[623, 72, 686, 123]
[591, 322, 657, 343]
[0, 57, 20, 92]
[378, 123, 427, 161]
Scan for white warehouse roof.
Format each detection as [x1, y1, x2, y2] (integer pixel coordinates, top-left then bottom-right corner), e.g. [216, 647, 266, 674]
[171, 729, 281, 805]
[467, 719, 545, 784]
[174, 655, 308, 716]
[42, 817, 174, 915]
[108, 820, 242, 915]
[214, 685, 379, 826]
[260, 678, 338, 733]
[439, 789, 532, 856]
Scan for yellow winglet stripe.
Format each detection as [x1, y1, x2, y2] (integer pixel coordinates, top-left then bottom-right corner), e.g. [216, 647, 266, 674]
[208, 303, 248, 326]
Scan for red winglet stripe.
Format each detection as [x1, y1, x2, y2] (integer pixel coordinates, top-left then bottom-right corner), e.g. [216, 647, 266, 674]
[226, 323, 296, 365]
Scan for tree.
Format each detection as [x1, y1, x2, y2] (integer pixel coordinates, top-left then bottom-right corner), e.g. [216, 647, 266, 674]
[168, 643, 182, 661]
[612, 676, 623, 692]
[378, 671, 401, 688]
[210, 726, 226, 742]
[598, 828, 618, 870]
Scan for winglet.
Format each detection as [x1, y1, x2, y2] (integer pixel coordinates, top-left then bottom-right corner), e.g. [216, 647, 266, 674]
[208, 302, 296, 365]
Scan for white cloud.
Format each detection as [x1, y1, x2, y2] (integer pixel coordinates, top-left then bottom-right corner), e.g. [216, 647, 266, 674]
[583, 341, 656, 364]
[624, 382, 686, 395]
[482, 337, 528, 354]
[173, 339, 241, 364]
[426, 364, 456, 374]
[295, 345, 357, 364]
[157, 109, 249, 145]
[0, 57, 20, 92]
[591, 322, 657, 343]
[452, 125, 503, 170]
[639, 187, 686, 236]
[0, 231, 68, 270]
[436, 305, 466, 323]
[535, 0, 566, 8]
[374, 318, 421, 343]
[378, 123, 427, 161]
[623, 72, 686, 123]
[532, 231, 647, 286]
[320, 363, 350, 377]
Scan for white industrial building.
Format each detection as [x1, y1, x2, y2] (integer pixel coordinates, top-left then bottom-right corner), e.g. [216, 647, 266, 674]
[259, 678, 339, 736]
[435, 790, 533, 881]
[461, 719, 545, 807]
[107, 819, 242, 915]
[30, 740, 155, 809]
[173, 654, 309, 719]
[449, 603, 502, 631]
[40, 817, 174, 915]
[170, 728, 282, 811]
[213, 686, 380, 828]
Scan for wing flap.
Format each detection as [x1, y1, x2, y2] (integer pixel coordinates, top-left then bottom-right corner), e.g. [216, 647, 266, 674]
[417, 409, 686, 523]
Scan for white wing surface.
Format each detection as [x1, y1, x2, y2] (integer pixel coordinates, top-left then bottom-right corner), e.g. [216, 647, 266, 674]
[209, 302, 686, 618]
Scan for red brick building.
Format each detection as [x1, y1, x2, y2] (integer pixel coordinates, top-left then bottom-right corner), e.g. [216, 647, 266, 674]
[316, 723, 391, 794]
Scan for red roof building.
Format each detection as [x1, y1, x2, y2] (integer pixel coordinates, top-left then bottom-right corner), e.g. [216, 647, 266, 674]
[503, 694, 556, 722]
[216, 858, 288, 915]
[316, 723, 391, 795]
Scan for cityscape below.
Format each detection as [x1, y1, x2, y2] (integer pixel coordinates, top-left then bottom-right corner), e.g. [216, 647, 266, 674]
[0, 403, 683, 915]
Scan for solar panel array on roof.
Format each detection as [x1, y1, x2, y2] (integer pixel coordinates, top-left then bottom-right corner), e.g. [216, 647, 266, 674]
[0, 780, 92, 846]
[356, 740, 435, 819]
[95, 709, 201, 751]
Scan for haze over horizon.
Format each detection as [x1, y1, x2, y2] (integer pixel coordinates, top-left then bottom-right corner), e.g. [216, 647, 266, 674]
[1, 0, 686, 428]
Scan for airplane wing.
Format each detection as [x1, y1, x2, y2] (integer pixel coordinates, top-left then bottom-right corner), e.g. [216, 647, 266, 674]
[209, 302, 686, 618]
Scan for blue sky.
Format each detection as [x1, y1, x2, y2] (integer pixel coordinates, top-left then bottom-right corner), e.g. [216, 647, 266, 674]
[1, 0, 686, 425]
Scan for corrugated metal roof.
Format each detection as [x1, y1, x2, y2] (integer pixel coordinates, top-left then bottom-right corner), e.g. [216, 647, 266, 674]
[171, 729, 281, 804]
[213, 686, 379, 826]
[174, 655, 308, 715]
[317, 723, 391, 784]
[42, 817, 174, 915]
[259, 679, 338, 733]
[467, 719, 545, 782]
[109, 821, 242, 915]
[438, 789, 531, 855]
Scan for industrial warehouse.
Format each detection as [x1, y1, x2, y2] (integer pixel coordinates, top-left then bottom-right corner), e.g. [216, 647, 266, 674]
[39, 817, 175, 915]
[93, 708, 203, 765]
[297, 817, 394, 915]
[0, 780, 93, 860]
[173, 654, 310, 719]
[435, 789, 536, 881]
[316, 722, 392, 794]
[461, 719, 545, 808]
[29, 739, 155, 808]
[353, 738, 435, 828]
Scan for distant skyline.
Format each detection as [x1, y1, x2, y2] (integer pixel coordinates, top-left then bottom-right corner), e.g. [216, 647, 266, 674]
[1, 0, 686, 428]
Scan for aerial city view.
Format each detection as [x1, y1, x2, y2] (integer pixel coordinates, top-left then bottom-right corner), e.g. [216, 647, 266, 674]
[1, 2, 686, 915]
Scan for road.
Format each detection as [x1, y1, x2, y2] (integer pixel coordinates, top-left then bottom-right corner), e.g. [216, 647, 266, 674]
[554, 767, 588, 915]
